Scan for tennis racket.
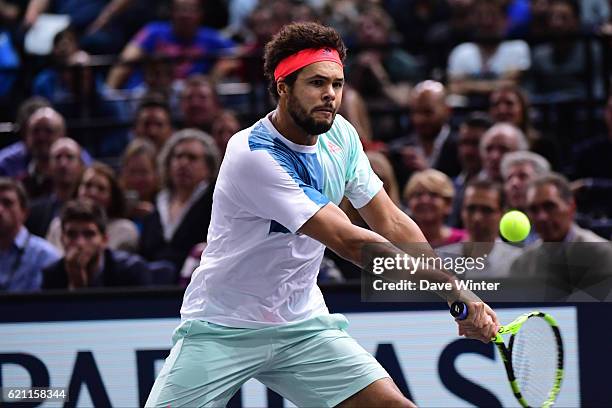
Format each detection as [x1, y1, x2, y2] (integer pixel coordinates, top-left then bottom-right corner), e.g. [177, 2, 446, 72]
[450, 302, 564, 408]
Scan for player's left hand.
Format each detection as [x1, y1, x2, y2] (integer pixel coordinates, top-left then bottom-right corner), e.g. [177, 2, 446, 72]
[456, 301, 500, 343]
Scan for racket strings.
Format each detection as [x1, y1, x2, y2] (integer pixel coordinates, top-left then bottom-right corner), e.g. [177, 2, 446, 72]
[511, 317, 558, 406]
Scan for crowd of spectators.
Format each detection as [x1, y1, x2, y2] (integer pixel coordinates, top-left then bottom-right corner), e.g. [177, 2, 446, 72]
[1, 0, 612, 293]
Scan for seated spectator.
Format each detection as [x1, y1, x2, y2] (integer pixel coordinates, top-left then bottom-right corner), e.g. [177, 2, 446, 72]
[426, 0, 475, 72]
[32, 27, 80, 101]
[22, 0, 140, 54]
[479, 123, 528, 182]
[526, 173, 607, 243]
[489, 85, 560, 169]
[531, 0, 604, 101]
[345, 5, 424, 107]
[501, 151, 551, 211]
[179, 74, 222, 134]
[140, 129, 220, 274]
[33, 29, 116, 107]
[119, 139, 160, 223]
[0, 106, 92, 197]
[403, 169, 467, 247]
[106, 0, 236, 90]
[42, 200, 151, 290]
[510, 173, 612, 300]
[448, 112, 493, 227]
[111, 58, 182, 119]
[438, 179, 522, 278]
[447, 0, 531, 97]
[0, 178, 59, 292]
[0, 106, 64, 182]
[133, 96, 174, 151]
[47, 163, 139, 253]
[456, 113, 492, 184]
[501, 151, 551, 245]
[26, 137, 85, 237]
[211, 109, 240, 155]
[0, 107, 90, 200]
[6, 96, 51, 147]
[389, 81, 461, 188]
[35, 46, 128, 156]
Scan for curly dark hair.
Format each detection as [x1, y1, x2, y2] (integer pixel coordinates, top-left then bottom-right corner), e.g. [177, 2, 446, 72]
[263, 22, 347, 100]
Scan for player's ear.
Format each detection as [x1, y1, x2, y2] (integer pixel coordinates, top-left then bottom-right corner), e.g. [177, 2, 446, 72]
[277, 80, 288, 96]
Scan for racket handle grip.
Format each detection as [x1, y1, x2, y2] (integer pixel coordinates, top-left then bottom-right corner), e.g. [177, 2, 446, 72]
[450, 302, 468, 320]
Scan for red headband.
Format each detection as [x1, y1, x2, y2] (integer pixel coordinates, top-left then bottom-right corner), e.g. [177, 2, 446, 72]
[274, 48, 343, 81]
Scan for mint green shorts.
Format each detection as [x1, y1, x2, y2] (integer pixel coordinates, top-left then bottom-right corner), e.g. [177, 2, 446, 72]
[145, 314, 389, 407]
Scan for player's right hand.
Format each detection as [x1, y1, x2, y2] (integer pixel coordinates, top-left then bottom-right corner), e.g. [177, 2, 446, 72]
[455, 302, 500, 343]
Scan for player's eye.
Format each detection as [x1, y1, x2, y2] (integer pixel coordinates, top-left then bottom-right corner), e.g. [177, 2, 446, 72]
[311, 80, 323, 86]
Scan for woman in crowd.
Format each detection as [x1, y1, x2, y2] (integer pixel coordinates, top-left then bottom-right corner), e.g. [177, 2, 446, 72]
[47, 162, 140, 253]
[403, 169, 467, 248]
[119, 139, 160, 226]
[489, 85, 560, 169]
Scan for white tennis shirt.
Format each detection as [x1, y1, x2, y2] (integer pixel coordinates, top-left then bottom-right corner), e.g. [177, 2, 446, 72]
[180, 112, 382, 328]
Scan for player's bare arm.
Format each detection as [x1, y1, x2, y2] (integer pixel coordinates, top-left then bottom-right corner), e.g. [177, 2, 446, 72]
[299, 190, 499, 342]
[360, 189, 500, 341]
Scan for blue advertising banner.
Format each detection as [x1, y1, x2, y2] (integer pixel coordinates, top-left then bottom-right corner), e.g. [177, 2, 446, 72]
[0, 288, 609, 407]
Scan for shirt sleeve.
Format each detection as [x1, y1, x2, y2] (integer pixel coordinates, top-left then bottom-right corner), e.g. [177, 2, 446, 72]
[198, 28, 236, 56]
[342, 118, 383, 209]
[229, 150, 329, 233]
[447, 43, 475, 77]
[210, 33, 235, 52]
[132, 23, 157, 53]
[511, 40, 531, 71]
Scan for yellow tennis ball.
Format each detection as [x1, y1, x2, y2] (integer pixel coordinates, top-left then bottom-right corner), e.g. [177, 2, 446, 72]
[499, 210, 531, 242]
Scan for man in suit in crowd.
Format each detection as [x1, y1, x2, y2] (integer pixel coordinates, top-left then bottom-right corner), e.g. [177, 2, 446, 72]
[510, 173, 612, 300]
[389, 80, 461, 188]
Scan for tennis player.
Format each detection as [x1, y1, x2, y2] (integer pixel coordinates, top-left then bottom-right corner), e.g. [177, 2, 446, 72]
[146, 22, 499, 407]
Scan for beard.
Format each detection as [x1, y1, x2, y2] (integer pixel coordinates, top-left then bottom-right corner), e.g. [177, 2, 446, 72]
[287, 91, 335, 135]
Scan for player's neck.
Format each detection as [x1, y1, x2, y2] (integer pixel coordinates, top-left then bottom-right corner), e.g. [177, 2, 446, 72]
[271, 109, 318, 146]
